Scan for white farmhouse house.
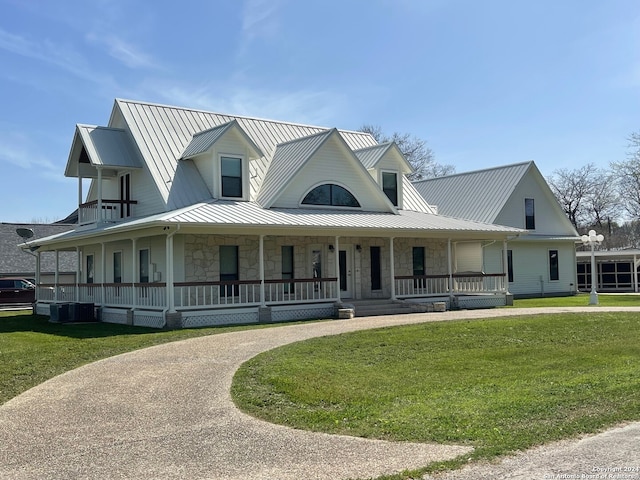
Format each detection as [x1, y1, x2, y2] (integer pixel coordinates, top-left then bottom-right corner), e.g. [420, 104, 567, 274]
[25, 99, 524, 328]
[413, 162, 581, 298]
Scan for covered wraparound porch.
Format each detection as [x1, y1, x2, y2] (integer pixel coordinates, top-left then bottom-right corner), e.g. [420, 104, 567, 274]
[30, 223, 514, 328]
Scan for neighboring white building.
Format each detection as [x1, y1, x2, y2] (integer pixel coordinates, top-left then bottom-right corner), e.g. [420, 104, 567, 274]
[25, 99, 523, 328]
[576, 249, 640, 293]
[413, 162, 580, 298]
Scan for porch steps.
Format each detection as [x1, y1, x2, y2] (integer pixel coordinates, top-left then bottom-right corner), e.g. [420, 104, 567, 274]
[348, 299, 415, 317]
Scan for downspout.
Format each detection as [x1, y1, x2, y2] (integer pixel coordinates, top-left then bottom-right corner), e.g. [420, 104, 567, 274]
[76, 247, 81, 302]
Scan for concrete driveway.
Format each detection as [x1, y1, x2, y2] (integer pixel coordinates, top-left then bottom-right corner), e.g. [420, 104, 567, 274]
[1, 307, 639, 480]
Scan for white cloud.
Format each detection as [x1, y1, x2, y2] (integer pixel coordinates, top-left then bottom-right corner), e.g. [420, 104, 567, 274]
[0, 132, 58, 175]
[86, 32, 159, 69]
[238, 0, 283, 56]
[144, 80, 347, 126]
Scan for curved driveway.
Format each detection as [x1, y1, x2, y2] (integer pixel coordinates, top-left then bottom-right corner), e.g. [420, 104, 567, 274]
[1, 307, 639, 480]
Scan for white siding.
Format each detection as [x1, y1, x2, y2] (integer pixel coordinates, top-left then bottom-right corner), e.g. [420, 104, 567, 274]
[454, 242, 482, 272]
[272, 136, 391, 211]
[496, 173, 575, 235]
[484, 241, 577, 297]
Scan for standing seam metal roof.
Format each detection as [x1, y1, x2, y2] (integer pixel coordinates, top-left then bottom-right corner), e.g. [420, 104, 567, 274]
[114, 99, 378, 210]
[412, 162, 532, 223]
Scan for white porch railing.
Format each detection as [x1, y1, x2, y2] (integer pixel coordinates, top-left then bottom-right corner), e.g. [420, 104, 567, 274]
[78, 199, 138, 225]
[174, 278, 339, 309]
[175, 280, 262, 308]
[264, 278, 338, 303]
[395, 273, 505, 298]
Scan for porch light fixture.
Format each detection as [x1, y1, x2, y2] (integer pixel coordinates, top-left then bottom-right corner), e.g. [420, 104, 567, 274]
[581, 229, 604, 305]
[356, 244, 362, 251]
[329, 244, 335, 252]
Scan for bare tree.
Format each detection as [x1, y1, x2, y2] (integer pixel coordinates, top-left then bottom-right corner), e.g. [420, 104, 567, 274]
[547, 164, 596, 228]
[359, 124, 454, 181]
[611, 132, 640, 219]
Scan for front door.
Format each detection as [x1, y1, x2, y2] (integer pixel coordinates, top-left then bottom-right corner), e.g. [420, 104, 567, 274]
[339, 245, 353, 298]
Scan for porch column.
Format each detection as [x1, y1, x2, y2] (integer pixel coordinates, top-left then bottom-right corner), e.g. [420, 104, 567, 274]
[35, 252, 41, 302]
[166, 231, 176, 313]
[335, 236, 340, 302]
[503, 240, 510, 295]
[389, 237, 395, 300]
[447, 239, 454, 303]
[634, 254, 639, 293]
[101, 243, 106, 306]
[97, 167, 103, 223]
[132, 238, 137, 309]
[78, 175, 83, 224]
[259, 235, 265, 307]
[76, 247, 81, 302]
[54, 250, 59, 302]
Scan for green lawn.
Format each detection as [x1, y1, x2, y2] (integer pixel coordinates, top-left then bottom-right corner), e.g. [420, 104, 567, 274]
[511, 293, 640, 307]
[0, 311, 278, 405]
[232, 312, 640, 478]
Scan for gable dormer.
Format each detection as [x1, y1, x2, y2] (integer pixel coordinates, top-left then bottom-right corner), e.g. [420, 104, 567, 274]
[353, 142, 413, 209]
[257, 129, 396, 212]
[180, 120, 263, 201]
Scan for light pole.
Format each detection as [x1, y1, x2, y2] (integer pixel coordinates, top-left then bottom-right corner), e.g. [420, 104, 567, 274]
[581, 229, 604, 305]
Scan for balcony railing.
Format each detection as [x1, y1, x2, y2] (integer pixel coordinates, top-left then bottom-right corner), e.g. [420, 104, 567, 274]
[395, 273, 505, 298]
[78, 199, 138, 224]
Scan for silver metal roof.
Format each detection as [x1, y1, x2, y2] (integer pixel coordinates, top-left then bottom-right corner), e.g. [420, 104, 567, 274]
[413, 162, 532, 223]
[354, 142, 412, 172]
[141, 200, 524, 234]
[66, 125, 143, 177]
[180, 120, 264, 160]
[114, 99, 378, 210]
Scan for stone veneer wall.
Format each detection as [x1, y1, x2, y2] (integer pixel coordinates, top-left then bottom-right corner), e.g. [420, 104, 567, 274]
[183, 234, 450, 299]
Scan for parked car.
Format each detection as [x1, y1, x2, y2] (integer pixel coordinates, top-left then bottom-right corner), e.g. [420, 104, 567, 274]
[0, 277, 36, 304]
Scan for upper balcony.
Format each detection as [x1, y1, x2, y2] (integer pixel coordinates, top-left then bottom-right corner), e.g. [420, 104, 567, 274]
[79, 199, 138, 225]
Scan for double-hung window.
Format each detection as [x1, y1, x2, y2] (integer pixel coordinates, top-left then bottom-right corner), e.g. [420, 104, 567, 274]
[525, 198, 535, 230]
[549, 250, 559, 281]
[220, 245, 239, 296]
[282, 246, 294, 294]
[221, 156, 243, 198]
[382, 172, 399, 206]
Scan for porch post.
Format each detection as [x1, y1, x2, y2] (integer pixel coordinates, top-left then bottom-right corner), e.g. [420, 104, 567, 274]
[634, 254, 639, 293]
[75, 247, 81, 302]
[54, 250, 59, 302]
[389, 237, 396, 300]
[447, 239, 454, 303]
[166, 232, 176, 313]
[35, 252, 41, 302]
[132, 238, 137, 309]
[503, 240, 510, 295]
[97, 168, 103, 223]
[259, 235, 266, 307]
[100, 243, 106, 306]
[78, 175, 83, 224]
[335, 236, 340, 302]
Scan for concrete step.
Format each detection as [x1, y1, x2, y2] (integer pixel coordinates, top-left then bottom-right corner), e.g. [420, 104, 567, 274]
[348, 299, 414, 317]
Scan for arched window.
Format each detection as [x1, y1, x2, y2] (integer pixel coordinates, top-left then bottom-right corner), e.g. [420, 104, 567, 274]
[302, 184, 360, 207]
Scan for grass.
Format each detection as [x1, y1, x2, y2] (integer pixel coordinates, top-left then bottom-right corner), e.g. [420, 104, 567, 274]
[0, 310, 285, 405]
[232, 311, 640, 478]
[511, 293, 640, 307]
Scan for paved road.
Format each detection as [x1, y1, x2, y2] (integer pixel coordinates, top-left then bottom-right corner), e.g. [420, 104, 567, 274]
[1, 307, 639, 480]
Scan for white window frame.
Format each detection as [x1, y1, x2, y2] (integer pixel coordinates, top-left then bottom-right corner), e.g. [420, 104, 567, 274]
[299, 181, 362, 210]
[380, 169, 402, 209]
[217, 153, 248, 201]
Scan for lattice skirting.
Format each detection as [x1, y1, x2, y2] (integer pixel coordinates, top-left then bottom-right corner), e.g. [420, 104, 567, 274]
[457, 295, 506, 309]
[271, 303, 335, 322]
[181, 308, 259, 328]
[133, 310, 165, 328]
[101, 307, 129, 325]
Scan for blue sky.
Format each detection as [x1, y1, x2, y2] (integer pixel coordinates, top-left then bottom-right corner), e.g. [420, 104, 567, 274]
[0, 0, 638, 223]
